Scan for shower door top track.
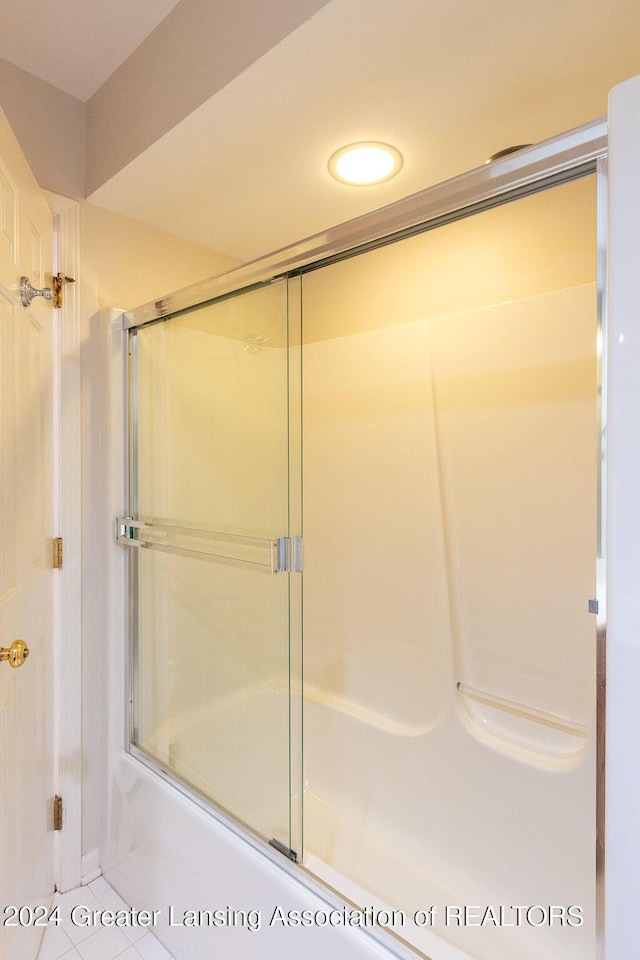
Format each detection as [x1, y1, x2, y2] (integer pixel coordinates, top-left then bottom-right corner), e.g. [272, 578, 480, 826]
[125, 117, 606, 330]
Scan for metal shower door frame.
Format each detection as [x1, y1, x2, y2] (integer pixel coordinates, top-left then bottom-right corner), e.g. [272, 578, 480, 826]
[122, 116, 608, 960]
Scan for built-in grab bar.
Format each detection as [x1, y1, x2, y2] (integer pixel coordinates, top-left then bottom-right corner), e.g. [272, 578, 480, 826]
[115, 517, 302, 575]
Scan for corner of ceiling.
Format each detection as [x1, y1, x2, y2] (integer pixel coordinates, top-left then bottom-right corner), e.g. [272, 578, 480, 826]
[84, 0, 334, 196]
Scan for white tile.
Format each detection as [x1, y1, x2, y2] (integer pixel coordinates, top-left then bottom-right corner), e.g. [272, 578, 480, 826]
[95, 888, 129, 913]
[55, 889, 99, 920]
[87, 877, 111, 897]
[92, 887, 149, 944]
[134, 932, 172, 960]
[121, 921, 148, 945]
[54, 894, 102, 946]
[111, 948, 142, 960]
[75, 926, 130, 960]
[65, 914, 103, 947]
[38, 923, 75, 960]
[39, 881, 172, 960]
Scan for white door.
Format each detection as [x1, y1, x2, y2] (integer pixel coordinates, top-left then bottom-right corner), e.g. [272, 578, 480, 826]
[0, 106, 56, 959]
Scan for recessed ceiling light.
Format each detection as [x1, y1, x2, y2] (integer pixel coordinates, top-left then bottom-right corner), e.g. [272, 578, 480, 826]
[328, 142, 403, 186]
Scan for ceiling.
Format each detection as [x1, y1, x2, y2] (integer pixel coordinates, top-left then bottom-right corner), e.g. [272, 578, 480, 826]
[4, 0, 640, 262]
[0, 0, 182, 100]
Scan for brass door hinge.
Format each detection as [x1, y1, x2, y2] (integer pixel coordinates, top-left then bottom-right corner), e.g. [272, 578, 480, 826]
[53, 537, 63, 569]
[52, 273, 75, 309]
[53, 795, 63, 831]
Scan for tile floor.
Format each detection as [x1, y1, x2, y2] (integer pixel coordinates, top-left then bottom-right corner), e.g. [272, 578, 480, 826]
[37, 876, 175, 960]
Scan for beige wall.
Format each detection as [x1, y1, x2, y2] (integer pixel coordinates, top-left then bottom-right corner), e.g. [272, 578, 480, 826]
[79, 200, 238, 314]
[0, 58, 85, 198]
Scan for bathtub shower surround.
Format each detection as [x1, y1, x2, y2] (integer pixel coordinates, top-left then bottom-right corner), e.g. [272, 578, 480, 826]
[114, 123, 605, 960]
[301, 177, 597, 960]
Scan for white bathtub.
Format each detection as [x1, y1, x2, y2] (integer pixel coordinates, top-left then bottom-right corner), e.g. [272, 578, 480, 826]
[101, 673, 594, 960]
[301, 683, 595, 960]
[100, 750, 425, 960]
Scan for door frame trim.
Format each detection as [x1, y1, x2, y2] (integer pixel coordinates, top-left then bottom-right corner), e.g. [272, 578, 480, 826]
[46, 191, 82, 892]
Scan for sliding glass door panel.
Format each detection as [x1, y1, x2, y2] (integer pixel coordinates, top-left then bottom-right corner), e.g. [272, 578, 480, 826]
[301, 175, 598, 960]
[135, 282, 289, 537]
[135, 547, 291, 842]
[129, 278, 300, 855]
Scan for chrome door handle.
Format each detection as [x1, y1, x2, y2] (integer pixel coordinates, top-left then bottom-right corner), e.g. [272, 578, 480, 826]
[20, 276, 53, 307]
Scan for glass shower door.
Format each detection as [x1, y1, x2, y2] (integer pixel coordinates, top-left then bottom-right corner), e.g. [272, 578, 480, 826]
[300, 174, 599, 960]
[125, 277, 301, 857]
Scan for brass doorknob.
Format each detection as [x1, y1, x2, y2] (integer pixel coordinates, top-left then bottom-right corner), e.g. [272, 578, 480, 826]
[0, 640, 29, 668]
